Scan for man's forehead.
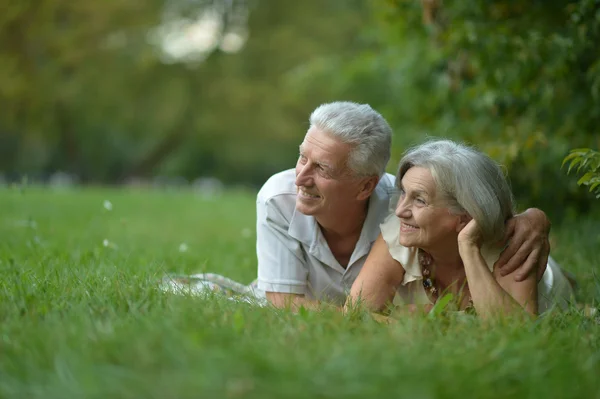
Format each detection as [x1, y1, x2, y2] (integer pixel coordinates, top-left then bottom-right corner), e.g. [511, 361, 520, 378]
[300, 137, 347, 156]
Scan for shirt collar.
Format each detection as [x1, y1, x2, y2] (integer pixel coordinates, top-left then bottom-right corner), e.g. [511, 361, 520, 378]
[362, 182, 393, 244]
[288, 206, 316, 247]
[349, 182, 393, 263]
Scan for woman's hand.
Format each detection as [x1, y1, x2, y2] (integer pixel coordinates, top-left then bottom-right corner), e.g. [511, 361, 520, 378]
[458, 219, 484, 249]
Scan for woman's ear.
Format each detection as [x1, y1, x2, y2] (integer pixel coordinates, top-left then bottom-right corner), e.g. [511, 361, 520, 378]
[456, 213, 472, 232]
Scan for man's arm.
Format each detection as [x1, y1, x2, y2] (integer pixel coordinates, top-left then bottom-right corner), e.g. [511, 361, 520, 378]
[459, 220, 538, 318]
[494, 208, 551, 282]
[256, 191, 311, 308]
[265, 292, 322, 311]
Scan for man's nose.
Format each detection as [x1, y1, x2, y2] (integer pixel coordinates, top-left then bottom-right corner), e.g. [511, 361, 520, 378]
[295, 163, 313, 186]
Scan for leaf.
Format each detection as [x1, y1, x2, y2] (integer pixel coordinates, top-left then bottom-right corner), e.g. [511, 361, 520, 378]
[566, 157, 582, 174]
[562, 151, 582, 167]
[428, 293, 454, 318]
[576, 157, 592, 173]
[577, 172, 595, 185]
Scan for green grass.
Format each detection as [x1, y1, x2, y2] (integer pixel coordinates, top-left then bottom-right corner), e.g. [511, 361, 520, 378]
[1, 185, 599, 399]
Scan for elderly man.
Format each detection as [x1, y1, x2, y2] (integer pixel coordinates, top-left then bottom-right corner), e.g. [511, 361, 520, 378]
[256, 102, 550, 309]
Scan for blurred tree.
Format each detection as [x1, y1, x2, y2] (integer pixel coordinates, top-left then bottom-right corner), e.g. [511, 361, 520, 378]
[0, 0, 254, 182]
[4, 0, 598, 220]
[0, 0, 366, 186]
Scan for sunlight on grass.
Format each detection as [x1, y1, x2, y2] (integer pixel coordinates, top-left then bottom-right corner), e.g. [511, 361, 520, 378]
[0, 186, 598, 398]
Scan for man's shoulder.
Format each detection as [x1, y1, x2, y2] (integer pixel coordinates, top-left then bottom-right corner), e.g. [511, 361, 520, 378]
[377, 172, 396, 190]
[257, 169, 297, 203]
[256, 169, 298, 227]
[375, 172, 396, 201]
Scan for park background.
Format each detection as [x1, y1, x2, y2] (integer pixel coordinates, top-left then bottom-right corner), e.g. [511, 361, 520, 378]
[1, 1, 600, 398]
[2, 0, 599, 217]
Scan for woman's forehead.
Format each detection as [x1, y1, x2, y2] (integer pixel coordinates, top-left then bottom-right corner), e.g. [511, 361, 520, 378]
[401, 167, 436, 194]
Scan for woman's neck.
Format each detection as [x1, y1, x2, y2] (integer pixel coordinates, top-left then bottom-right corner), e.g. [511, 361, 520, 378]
[423, 243, 465, 282]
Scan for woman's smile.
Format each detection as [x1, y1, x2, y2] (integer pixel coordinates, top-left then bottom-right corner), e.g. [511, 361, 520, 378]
[400, 222, 420, 232]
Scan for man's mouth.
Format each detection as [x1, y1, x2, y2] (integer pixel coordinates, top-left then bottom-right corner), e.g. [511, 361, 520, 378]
[298, 188, 320, 199]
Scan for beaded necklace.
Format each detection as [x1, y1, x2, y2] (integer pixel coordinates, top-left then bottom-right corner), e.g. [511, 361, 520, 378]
[418, 249, 439, 301]
[418, 249, 474, 311]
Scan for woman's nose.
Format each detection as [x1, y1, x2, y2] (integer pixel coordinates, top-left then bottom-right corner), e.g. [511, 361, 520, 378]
[395, 196, 411, 218]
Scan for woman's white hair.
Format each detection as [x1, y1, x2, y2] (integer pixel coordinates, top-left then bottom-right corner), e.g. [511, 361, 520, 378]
[309, 102, 392, 177]
[397, 139, 515, 243]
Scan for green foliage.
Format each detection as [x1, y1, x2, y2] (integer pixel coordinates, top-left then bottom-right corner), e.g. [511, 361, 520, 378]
[287, 0, 600, 218]
[563, 148, 600, 198]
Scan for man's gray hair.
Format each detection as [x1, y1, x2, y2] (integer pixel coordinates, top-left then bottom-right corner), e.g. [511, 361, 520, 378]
[397, 139, 515, 243]
[309, 102, 392, 177]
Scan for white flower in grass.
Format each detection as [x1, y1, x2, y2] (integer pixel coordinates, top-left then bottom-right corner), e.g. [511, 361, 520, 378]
[102, 239, 117, 249]
[179, 243, 189, 253]
[103, 200, 113, 211]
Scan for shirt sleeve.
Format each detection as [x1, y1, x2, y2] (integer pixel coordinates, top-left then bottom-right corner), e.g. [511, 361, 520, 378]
[256, 195, 308, 295]
[380, 214, 421, 285]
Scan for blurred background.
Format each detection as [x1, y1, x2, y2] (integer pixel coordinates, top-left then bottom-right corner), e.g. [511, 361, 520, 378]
[1, 0, 599, 221]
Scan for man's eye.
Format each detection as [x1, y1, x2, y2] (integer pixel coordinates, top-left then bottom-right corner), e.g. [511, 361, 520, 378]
[299, 154, 307, 163]
[416, 198, 426, 205]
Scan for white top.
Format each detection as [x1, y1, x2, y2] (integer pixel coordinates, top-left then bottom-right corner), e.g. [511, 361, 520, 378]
[256, 169, 396, 305]
[380, 214, 574, 313]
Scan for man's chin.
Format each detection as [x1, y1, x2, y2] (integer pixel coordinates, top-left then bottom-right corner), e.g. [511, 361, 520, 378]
[295, 201, 318, 216]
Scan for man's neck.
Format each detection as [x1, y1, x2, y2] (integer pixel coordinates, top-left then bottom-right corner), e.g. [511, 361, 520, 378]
[315, 201, 369, 267]
[316, 201, 369, 241]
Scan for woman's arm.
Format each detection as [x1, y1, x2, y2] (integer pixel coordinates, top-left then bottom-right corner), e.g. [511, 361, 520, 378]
[459, 220, 538, 318]
[346, 234, 406, 313]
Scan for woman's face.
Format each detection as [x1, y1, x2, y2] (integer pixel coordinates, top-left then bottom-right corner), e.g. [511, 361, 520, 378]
[395, 166, 463, 251]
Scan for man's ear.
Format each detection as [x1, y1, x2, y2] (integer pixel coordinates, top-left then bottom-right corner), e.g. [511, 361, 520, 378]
[456, 213, 472, 232]
[356, 176, 379, 201]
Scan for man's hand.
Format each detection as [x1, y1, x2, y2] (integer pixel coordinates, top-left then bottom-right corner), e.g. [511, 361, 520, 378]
[494, 208, 551, 282]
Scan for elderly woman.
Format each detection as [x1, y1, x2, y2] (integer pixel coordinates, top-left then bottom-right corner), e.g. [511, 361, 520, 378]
[349, 139, 574, 317]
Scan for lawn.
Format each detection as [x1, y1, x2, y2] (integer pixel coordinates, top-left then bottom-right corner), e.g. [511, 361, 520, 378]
[1, 185, 599, 399]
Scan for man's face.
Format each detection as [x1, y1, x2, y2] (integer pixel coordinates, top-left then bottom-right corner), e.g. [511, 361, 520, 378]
[295, 126, 365, 217]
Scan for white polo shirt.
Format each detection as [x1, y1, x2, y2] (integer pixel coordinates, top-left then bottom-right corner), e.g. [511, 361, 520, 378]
[256, 169, 396, 305]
